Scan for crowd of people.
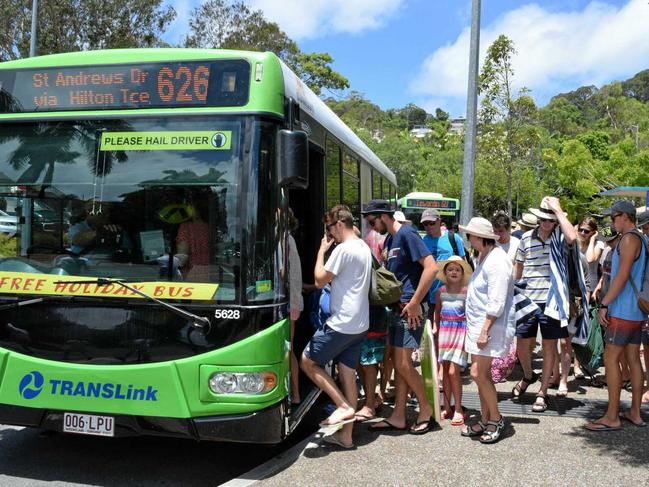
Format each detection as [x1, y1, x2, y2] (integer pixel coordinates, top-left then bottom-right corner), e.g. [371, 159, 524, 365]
[289, 196, 649, 447]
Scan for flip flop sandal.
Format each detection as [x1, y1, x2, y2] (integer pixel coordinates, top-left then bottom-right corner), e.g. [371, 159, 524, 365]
[368, 419, 407, 431]
[532, 394, 548, 413]
[511, 372, 538, 400]
[409, 416, 433, 435]
[322, 434, 355, 449]
[451, 415, 465, 426]
[556, 385, 569, 397]
[619, 413, 647, 428]
[461, 420, 486, 437]
[584, 422, 622, 432]
[319, 417, 355, 428]
[354, 413, 376, 423]
[479, 417, 505, 444]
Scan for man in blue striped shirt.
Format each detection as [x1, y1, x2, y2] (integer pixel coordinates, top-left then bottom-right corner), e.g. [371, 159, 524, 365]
[511, 197, 576, 413]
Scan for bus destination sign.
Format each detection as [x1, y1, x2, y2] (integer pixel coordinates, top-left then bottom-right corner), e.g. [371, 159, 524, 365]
[0, 60, 250, 113]
[406, 198, 457, 210]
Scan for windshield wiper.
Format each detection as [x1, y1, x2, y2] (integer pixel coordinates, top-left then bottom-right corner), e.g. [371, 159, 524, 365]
[53, 278, 211, 333]
[0, 295, 74, 311]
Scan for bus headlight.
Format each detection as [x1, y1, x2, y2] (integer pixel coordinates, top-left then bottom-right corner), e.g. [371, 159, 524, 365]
[208, 372, 277, 395]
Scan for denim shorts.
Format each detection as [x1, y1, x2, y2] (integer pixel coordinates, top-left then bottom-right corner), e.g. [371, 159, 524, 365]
[304, 326, 367, 369]
[516, 303, 569, 340]
[388, 303, 428, 349]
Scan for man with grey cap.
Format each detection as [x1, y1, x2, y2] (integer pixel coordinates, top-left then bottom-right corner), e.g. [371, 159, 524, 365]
[421, 208, 466, 311]
[586, 200, 648, 431]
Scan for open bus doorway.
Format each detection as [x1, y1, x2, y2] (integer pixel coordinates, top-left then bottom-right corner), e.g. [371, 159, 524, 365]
[287, 143, 325, 415]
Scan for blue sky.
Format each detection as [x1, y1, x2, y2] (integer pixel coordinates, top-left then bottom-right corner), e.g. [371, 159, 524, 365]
[164, 0, 649, 117]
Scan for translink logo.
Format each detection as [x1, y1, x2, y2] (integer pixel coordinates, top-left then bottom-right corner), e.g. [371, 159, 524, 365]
[18, 371, 158, 402]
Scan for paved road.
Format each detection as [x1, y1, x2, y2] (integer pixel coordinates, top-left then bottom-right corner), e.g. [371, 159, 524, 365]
[0, 409, 320, 487]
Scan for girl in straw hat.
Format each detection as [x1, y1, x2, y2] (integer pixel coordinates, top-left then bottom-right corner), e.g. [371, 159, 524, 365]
[434, 256, 473, 425]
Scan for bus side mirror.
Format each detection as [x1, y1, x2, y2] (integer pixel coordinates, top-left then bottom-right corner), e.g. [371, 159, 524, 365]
[278, 129, 308, 189]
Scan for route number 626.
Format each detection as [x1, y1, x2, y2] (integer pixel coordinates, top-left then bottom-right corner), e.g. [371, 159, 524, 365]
[214, 309, 241, 320]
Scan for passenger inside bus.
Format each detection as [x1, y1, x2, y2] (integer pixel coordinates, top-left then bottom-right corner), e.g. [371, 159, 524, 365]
[68, 201, 132, 260]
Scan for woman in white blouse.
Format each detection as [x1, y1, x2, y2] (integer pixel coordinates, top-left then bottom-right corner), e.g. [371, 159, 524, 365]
[459, 217, 515, 444]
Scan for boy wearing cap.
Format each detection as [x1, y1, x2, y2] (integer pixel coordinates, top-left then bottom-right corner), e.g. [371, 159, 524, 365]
[586, 201, 647, 430]
[362, 199, 438, 434]
[512, 197, 577, 412]
[421, 208, 466, 311]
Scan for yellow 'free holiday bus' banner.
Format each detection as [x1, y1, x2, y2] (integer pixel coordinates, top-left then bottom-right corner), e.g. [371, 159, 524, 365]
[100, 131, 231, 151]
[0, 272, 219, 301]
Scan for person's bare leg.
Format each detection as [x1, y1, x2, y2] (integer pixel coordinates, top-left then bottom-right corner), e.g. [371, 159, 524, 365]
[356, 364, 378, 419]
[620, 353, 631, 382]
[335, 362, 358, 445]
[539, 339, 557, 396]
[301, 354, 354, 423]
[380, 343, 393, 402]
[623, 344, 644, 424]
[441, 361, 452, 419]
[392, 347, 433, 425]
[643, 343, 649, 402]
[290, 319, 300, 404]
[590, 344, 624, 427]
[516, 337, 534, 379]
[559, 338, 571, 394]
[448, 362, 464, 419]
[470, 359, 491, 423]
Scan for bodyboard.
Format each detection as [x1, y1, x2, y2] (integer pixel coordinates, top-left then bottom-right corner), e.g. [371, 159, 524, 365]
[420, 319, 442, 424]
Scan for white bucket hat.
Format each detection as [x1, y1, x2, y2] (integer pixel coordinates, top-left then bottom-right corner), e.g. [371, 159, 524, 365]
[529, 200, 558, 221]
[459, 217, 500, 241]
[393, 211, 411, 224]
[437, 255, 473, 286]
[517, 212, 538, 227]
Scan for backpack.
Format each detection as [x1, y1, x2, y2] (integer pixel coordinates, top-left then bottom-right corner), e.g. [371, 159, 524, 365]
[369, 254, 402, 306]
[624, 231, 649, 315]
[308, 284, 331, 331]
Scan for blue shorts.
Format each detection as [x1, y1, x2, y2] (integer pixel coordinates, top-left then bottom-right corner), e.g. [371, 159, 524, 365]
[359, 337, 386, 366]
[516, 303, 569, 340]
[304, 326, 367, 369]
[388, 304, 428, 349]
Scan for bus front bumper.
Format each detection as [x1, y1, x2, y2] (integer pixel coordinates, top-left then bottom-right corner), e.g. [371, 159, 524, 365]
[0, 401, 286, 444]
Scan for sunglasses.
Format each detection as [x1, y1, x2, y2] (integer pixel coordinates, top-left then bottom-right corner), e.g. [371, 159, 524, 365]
[538, 218, 555, 223]
[326, 220, 339, 230]
[578, 228, 593, 234]
[422, 220, 439, 227]
[610, 213, 622, 221]
[366, 216, 379, 227]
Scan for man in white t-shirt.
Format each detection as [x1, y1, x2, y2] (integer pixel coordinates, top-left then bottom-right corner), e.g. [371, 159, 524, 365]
[492, 211, 520, 262]
[302, 204, 372, 448]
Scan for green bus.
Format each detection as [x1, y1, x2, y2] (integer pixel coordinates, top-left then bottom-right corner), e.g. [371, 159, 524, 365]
[398, 191, 460, 228]
[0, 49, 396, 443]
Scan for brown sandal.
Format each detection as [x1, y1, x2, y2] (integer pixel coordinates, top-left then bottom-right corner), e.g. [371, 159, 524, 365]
[511, 372, 538, 400]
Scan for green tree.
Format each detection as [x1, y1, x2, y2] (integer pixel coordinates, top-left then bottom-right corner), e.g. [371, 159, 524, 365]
[185, 0, 348, 95]
[478, 35, 539, 216]
[0, 0, 176, 61]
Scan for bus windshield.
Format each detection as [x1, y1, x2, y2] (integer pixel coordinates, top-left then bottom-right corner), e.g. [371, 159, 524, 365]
[0, 115, 277, 303]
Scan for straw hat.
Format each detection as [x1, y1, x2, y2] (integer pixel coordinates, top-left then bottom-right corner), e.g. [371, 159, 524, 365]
[517, 212, 538, 228]
[459, 217, 500, 241]
[437, 255, 473, 286]
[529, 200, 559, 221]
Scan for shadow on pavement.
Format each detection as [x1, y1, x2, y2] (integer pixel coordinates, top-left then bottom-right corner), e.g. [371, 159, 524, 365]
[564, 423, 649, 466]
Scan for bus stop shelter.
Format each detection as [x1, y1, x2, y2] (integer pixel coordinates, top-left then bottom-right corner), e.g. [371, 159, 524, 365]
[599, 186, 649, 212]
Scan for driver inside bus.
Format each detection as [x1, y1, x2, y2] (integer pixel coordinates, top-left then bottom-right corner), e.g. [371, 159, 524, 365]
[69, 201, 132, 258]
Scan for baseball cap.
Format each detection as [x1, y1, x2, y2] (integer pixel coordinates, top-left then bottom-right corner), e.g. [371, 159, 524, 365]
[596, 223, 619, 242]
[361, 199, 394, 215]
[637, 210, 649, 227]
[609, 200, 636, 218]
[421, 208, 440, 223]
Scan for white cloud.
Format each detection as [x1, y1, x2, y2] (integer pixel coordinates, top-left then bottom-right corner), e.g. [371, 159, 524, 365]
[411, 0, 649, 115]
[249, 0, 404, 39]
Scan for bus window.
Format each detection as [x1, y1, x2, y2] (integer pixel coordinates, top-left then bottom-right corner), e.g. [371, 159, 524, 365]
[342, 153, 360, 219]
[325, 137, 341, 210]
[372, 170, 381, 199]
